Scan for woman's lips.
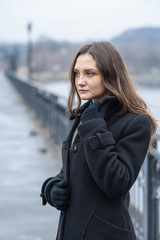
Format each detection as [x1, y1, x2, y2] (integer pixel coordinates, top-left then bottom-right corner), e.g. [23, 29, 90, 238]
[79, 90, 88, 94]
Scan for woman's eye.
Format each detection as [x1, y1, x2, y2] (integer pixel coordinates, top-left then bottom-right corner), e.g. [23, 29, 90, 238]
[74, 71, 79, 77]
[87, 72, 94, 76]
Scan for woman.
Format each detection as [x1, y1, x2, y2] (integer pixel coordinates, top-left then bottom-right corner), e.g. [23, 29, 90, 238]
[40, 41, 157, 240]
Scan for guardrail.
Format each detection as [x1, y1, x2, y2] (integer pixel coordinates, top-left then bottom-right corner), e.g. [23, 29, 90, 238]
[5, 70, 160, 240]
[5, 70, 71, 143]
[130, 136, 160, 240]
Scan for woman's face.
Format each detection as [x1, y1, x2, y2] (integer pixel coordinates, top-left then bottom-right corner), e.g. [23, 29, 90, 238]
[74, 53, 108, 102]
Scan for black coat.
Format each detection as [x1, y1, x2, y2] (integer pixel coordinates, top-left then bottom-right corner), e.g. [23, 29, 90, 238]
[43, 98, 151, 240]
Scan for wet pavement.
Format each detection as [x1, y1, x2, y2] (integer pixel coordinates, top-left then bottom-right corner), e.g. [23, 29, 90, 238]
[0, 72, 62, 240]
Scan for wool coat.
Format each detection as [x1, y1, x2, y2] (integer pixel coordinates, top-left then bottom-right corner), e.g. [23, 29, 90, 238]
[41, 97, 151, 240]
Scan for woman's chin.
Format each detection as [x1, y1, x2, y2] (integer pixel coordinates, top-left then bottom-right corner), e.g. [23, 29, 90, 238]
[80, 96, 90, 101]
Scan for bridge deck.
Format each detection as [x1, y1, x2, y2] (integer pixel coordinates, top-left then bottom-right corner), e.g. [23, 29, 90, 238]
[0, 72, 61, 240]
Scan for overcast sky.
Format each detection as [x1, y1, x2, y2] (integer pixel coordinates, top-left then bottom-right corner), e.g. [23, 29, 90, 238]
[0, 0, 160, 43]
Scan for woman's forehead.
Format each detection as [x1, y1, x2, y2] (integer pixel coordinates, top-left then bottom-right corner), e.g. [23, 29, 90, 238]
[74, 53, 97, 70]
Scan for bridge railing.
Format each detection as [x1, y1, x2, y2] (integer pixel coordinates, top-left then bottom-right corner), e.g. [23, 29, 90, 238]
[130, 135, 160, 240]
[5, 70, 72, 143]
[5, 70, 160, 240]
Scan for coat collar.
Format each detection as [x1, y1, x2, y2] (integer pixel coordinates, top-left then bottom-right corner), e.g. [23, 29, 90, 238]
[70, 100, 91, 120]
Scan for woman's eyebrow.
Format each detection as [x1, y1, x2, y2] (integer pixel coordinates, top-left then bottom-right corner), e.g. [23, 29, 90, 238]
[74, 68, 97, 71]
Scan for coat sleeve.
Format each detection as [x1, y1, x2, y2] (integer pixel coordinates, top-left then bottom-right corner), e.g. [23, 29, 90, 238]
[40, 168, 64, 205]
[78, 114, 151, 199]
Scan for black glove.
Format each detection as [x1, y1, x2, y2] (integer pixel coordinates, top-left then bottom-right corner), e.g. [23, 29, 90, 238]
[48, 179, 70, 210]
[81, 97, 113, 123]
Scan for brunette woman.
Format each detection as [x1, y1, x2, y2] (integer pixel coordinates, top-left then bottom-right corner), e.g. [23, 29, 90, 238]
[41, 41, 157, 240]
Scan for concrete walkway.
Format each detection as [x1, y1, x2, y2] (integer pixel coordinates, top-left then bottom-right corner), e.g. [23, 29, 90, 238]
[0, 72, 62, 240]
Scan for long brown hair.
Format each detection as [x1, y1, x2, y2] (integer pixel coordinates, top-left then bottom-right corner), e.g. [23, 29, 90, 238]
[67, 41, 157, 148]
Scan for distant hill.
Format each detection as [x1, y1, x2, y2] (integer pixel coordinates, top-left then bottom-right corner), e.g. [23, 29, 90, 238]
[112, 27, 160, 47]
[111, 27, 160, 73]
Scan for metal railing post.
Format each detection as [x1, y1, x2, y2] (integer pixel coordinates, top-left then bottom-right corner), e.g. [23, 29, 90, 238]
[144, 145, 160, 240]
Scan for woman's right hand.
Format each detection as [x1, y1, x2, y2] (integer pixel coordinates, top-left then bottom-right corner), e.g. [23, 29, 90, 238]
[49, 179, 71, 210]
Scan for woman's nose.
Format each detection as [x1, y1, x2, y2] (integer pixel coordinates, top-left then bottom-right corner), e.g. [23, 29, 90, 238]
[77, 75, 86, 85]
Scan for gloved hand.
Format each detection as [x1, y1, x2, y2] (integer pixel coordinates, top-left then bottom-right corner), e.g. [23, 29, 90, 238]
[81, 96, 113, 123]
[46, 179, 70, 210]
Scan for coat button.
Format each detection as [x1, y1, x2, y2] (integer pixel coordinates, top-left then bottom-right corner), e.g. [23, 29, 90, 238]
[72, 145, 77, 153]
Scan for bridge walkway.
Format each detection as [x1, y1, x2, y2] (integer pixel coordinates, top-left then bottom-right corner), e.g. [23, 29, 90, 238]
[0, 72, 61, 240]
